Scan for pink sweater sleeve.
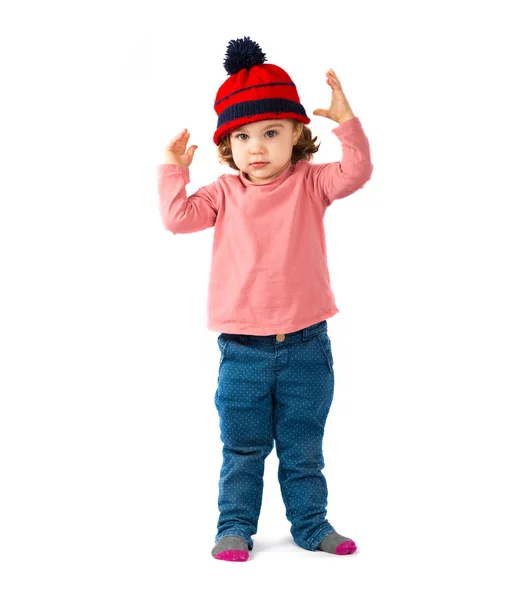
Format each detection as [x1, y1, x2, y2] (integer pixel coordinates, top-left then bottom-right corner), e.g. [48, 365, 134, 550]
[157, 164, 220, 234]
[304, 117, 374, 207]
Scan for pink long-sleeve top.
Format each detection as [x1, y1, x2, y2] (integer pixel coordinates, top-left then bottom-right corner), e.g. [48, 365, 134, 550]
[157, 116, 373, 335]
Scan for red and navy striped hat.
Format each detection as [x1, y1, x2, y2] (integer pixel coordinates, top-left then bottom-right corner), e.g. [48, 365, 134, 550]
[213, 37, 310, 146]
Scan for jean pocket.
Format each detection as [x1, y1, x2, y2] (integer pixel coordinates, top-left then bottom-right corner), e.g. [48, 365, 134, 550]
[315, 331, 334, 374]
[217, 335, 231, 369]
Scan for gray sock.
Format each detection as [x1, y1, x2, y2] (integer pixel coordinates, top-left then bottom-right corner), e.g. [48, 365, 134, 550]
[212, 536, 249, 562]
[317, 532, 357, 555]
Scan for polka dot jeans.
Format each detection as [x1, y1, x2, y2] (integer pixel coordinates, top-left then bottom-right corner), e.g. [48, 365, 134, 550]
[213, 319, 337, 551]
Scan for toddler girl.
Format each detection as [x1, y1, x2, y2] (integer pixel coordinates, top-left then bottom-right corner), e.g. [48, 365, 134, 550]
[157, 37, 373, 561]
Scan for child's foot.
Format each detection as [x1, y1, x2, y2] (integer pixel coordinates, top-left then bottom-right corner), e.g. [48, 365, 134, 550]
[318, 532, 357, 555]
[212, 536, 249, 562]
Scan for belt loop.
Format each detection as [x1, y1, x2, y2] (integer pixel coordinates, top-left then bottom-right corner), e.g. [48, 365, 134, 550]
[238, 334, 247, 344]
[303, 320, 325, 341]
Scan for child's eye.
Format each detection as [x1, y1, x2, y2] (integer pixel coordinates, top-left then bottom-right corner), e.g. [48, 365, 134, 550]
[234, 130, 278, 141]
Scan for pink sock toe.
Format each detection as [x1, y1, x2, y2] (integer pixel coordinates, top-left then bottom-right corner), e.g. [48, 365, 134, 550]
[335, 540, 357, 555]
[215, 549, 249, 562]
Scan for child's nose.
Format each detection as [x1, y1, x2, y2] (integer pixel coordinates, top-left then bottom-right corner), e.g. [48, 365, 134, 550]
[249, 139, 266, 153]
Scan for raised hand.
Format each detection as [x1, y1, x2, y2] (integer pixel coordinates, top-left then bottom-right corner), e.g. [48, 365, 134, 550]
[164, 129, 198, 167]
[313, 69, 355, 125]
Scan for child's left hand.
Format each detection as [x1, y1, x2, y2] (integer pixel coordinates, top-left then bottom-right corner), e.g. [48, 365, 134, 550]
[313, 69, 356, 125]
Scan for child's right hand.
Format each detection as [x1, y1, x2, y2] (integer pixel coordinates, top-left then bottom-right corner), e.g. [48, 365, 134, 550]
[164, 129, 198, 167]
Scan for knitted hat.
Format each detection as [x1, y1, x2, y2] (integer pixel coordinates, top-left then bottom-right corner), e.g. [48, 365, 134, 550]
[213, 37, 310, 146]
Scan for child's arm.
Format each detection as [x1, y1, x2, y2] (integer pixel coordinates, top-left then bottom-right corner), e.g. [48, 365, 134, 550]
[305, 118, 373, 207]
[307, 69, 374, 206]
[157, 128, 219, 234]
[157, 164, 219, 234]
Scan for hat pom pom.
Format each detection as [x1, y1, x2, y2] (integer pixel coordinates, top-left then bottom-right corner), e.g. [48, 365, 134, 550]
[223, 36, 267, 76]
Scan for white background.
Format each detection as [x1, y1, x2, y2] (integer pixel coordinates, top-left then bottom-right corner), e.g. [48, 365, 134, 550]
[1, 1, 526, 598]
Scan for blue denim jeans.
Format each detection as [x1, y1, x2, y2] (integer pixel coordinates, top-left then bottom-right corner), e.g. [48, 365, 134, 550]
[213, 319, 336, 551]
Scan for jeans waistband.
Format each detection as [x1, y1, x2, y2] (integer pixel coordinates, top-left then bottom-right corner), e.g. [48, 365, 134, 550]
[219, 320, 328, 345]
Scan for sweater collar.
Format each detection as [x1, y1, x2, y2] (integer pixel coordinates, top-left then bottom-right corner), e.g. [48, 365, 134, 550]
[238, 161, 294, 188]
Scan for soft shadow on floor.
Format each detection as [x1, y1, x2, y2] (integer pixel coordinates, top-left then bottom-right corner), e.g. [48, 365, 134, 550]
[250, 535, 361, 555]
[253, 535, 300, 552]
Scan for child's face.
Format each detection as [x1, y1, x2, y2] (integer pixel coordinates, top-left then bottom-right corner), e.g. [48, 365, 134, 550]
[229, 119, 303, 184]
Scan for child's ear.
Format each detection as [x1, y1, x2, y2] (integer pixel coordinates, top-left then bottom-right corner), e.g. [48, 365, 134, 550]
[294, 122, 303, 144]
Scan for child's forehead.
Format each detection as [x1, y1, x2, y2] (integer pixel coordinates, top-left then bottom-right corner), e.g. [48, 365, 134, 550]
[232, 120, 290, 133]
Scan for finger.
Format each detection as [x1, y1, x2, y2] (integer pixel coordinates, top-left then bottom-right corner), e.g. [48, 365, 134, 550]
[329, 68, 340, 81]
[167, 140, 187, 154]
[326, 74, 339, 89]
[327, 78, 339, 93]
[328, 69, 342, 87]
[328, 74, 341, 89]
[170, 129, 189, 141]
[173, 137, 188, 148]
[168, 134, 187, 146]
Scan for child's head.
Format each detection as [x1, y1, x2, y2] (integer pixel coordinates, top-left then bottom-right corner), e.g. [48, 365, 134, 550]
[213, 37, 320, 181]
